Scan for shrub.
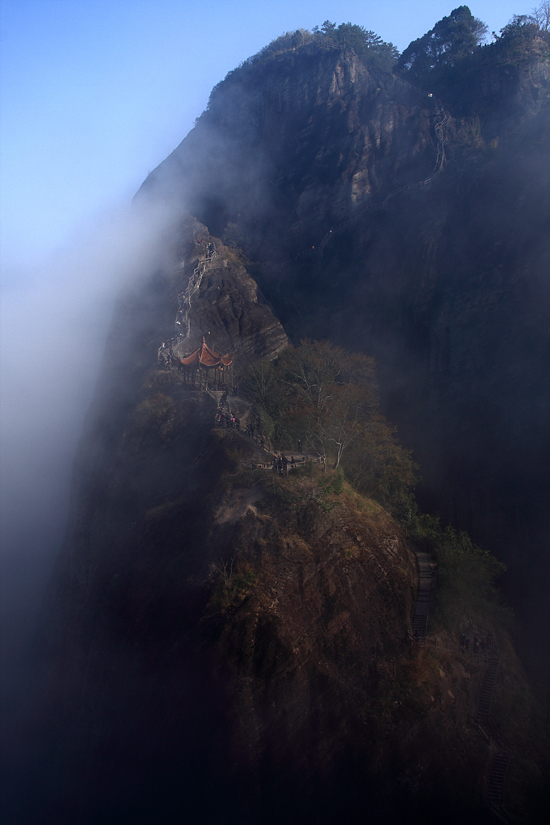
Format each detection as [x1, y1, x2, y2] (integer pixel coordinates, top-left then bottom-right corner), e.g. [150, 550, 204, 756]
[242, 341, 416, 519]
[209, 561, 258, 614]
[409, 514, 509, 628]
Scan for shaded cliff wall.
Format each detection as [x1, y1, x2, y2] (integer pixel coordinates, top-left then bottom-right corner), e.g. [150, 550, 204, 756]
[139, 44, 438, 246]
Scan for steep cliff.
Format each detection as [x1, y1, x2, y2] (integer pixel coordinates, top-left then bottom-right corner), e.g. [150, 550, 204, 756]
[139, 34, 550, 667]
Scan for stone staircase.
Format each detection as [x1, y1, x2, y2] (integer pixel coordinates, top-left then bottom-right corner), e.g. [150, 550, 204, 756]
[412, 612, 427, 640]
[487, 751, 511, 810]
[477, 650, 499, 724]
[410, 547, 434, 644]
[471, 647, 515, 822]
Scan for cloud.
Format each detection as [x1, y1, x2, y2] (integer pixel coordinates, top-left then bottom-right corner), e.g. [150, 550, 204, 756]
[0, 196, 177, 629]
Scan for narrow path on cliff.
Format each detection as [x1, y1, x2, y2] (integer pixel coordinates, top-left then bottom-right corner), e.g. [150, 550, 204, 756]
[407, 540, 514, 821]
[473, 645, 514, 823]
[175, 249, 218, 342]
[214, 413, 324, 472]
[157, 247, 220, 368]
[407, 535, 514, 823]
[409, 543, 435, 644]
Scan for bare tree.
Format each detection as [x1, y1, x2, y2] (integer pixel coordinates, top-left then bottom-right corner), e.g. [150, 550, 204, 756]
[532, 2, 550, 31]
[280, 340, 378, 469]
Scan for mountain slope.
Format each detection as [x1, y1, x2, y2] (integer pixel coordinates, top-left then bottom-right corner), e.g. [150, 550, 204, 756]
[139, 34, 550, 670]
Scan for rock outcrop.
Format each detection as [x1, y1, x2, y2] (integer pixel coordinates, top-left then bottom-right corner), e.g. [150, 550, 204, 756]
[168, 215, 288, 363]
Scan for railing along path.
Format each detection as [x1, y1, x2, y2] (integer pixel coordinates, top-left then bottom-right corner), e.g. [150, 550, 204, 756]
[214, 413, 324, 472]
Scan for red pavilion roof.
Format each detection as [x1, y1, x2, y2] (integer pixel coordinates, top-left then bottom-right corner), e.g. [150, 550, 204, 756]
[178, 337, 233, 368]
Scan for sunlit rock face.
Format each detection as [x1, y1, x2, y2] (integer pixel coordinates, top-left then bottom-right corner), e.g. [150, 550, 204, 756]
[140, 42, 550, 652]
[169, 217, 288, 362]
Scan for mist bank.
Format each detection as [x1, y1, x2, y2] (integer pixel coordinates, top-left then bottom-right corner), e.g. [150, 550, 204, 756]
[0, 198, 182, 664]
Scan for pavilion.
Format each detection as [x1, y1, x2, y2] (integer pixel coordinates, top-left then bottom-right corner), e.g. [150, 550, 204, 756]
[176, 337, 233, 390]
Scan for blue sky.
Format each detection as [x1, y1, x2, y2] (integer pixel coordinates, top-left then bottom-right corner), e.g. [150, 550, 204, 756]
[0, 0, 531, 267]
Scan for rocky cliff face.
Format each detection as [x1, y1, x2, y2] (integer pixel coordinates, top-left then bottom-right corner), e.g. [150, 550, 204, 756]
[168, 215, 288, 362]
[140, 40, 550, 667]
[140, 45, 439, 250]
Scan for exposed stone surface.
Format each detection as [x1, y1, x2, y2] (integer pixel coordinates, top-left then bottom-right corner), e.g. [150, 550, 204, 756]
[140, 46, 440, 249]
[160, 213, 288, 366]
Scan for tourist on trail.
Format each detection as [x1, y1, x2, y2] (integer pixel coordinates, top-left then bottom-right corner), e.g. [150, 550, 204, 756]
[464, 636, 470, 651]
[298, 439, 303, 452]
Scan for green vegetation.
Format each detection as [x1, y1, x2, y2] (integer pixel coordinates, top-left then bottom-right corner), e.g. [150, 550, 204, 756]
[395, 3, 550, 116]
[238, 341, 510, 653]
[409, 514, 510, 629]
[492, 11, 550, 66]
[207, 20, 398, 109]
[243, 340, 416, 521]
[246, 21, 399, 72]
[312, 21, 399, 71]
[207, 4, 550, 125]
[209, 560, 258, 614]
[395, 6, 487, 83]
[263, 465, 346, 518]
